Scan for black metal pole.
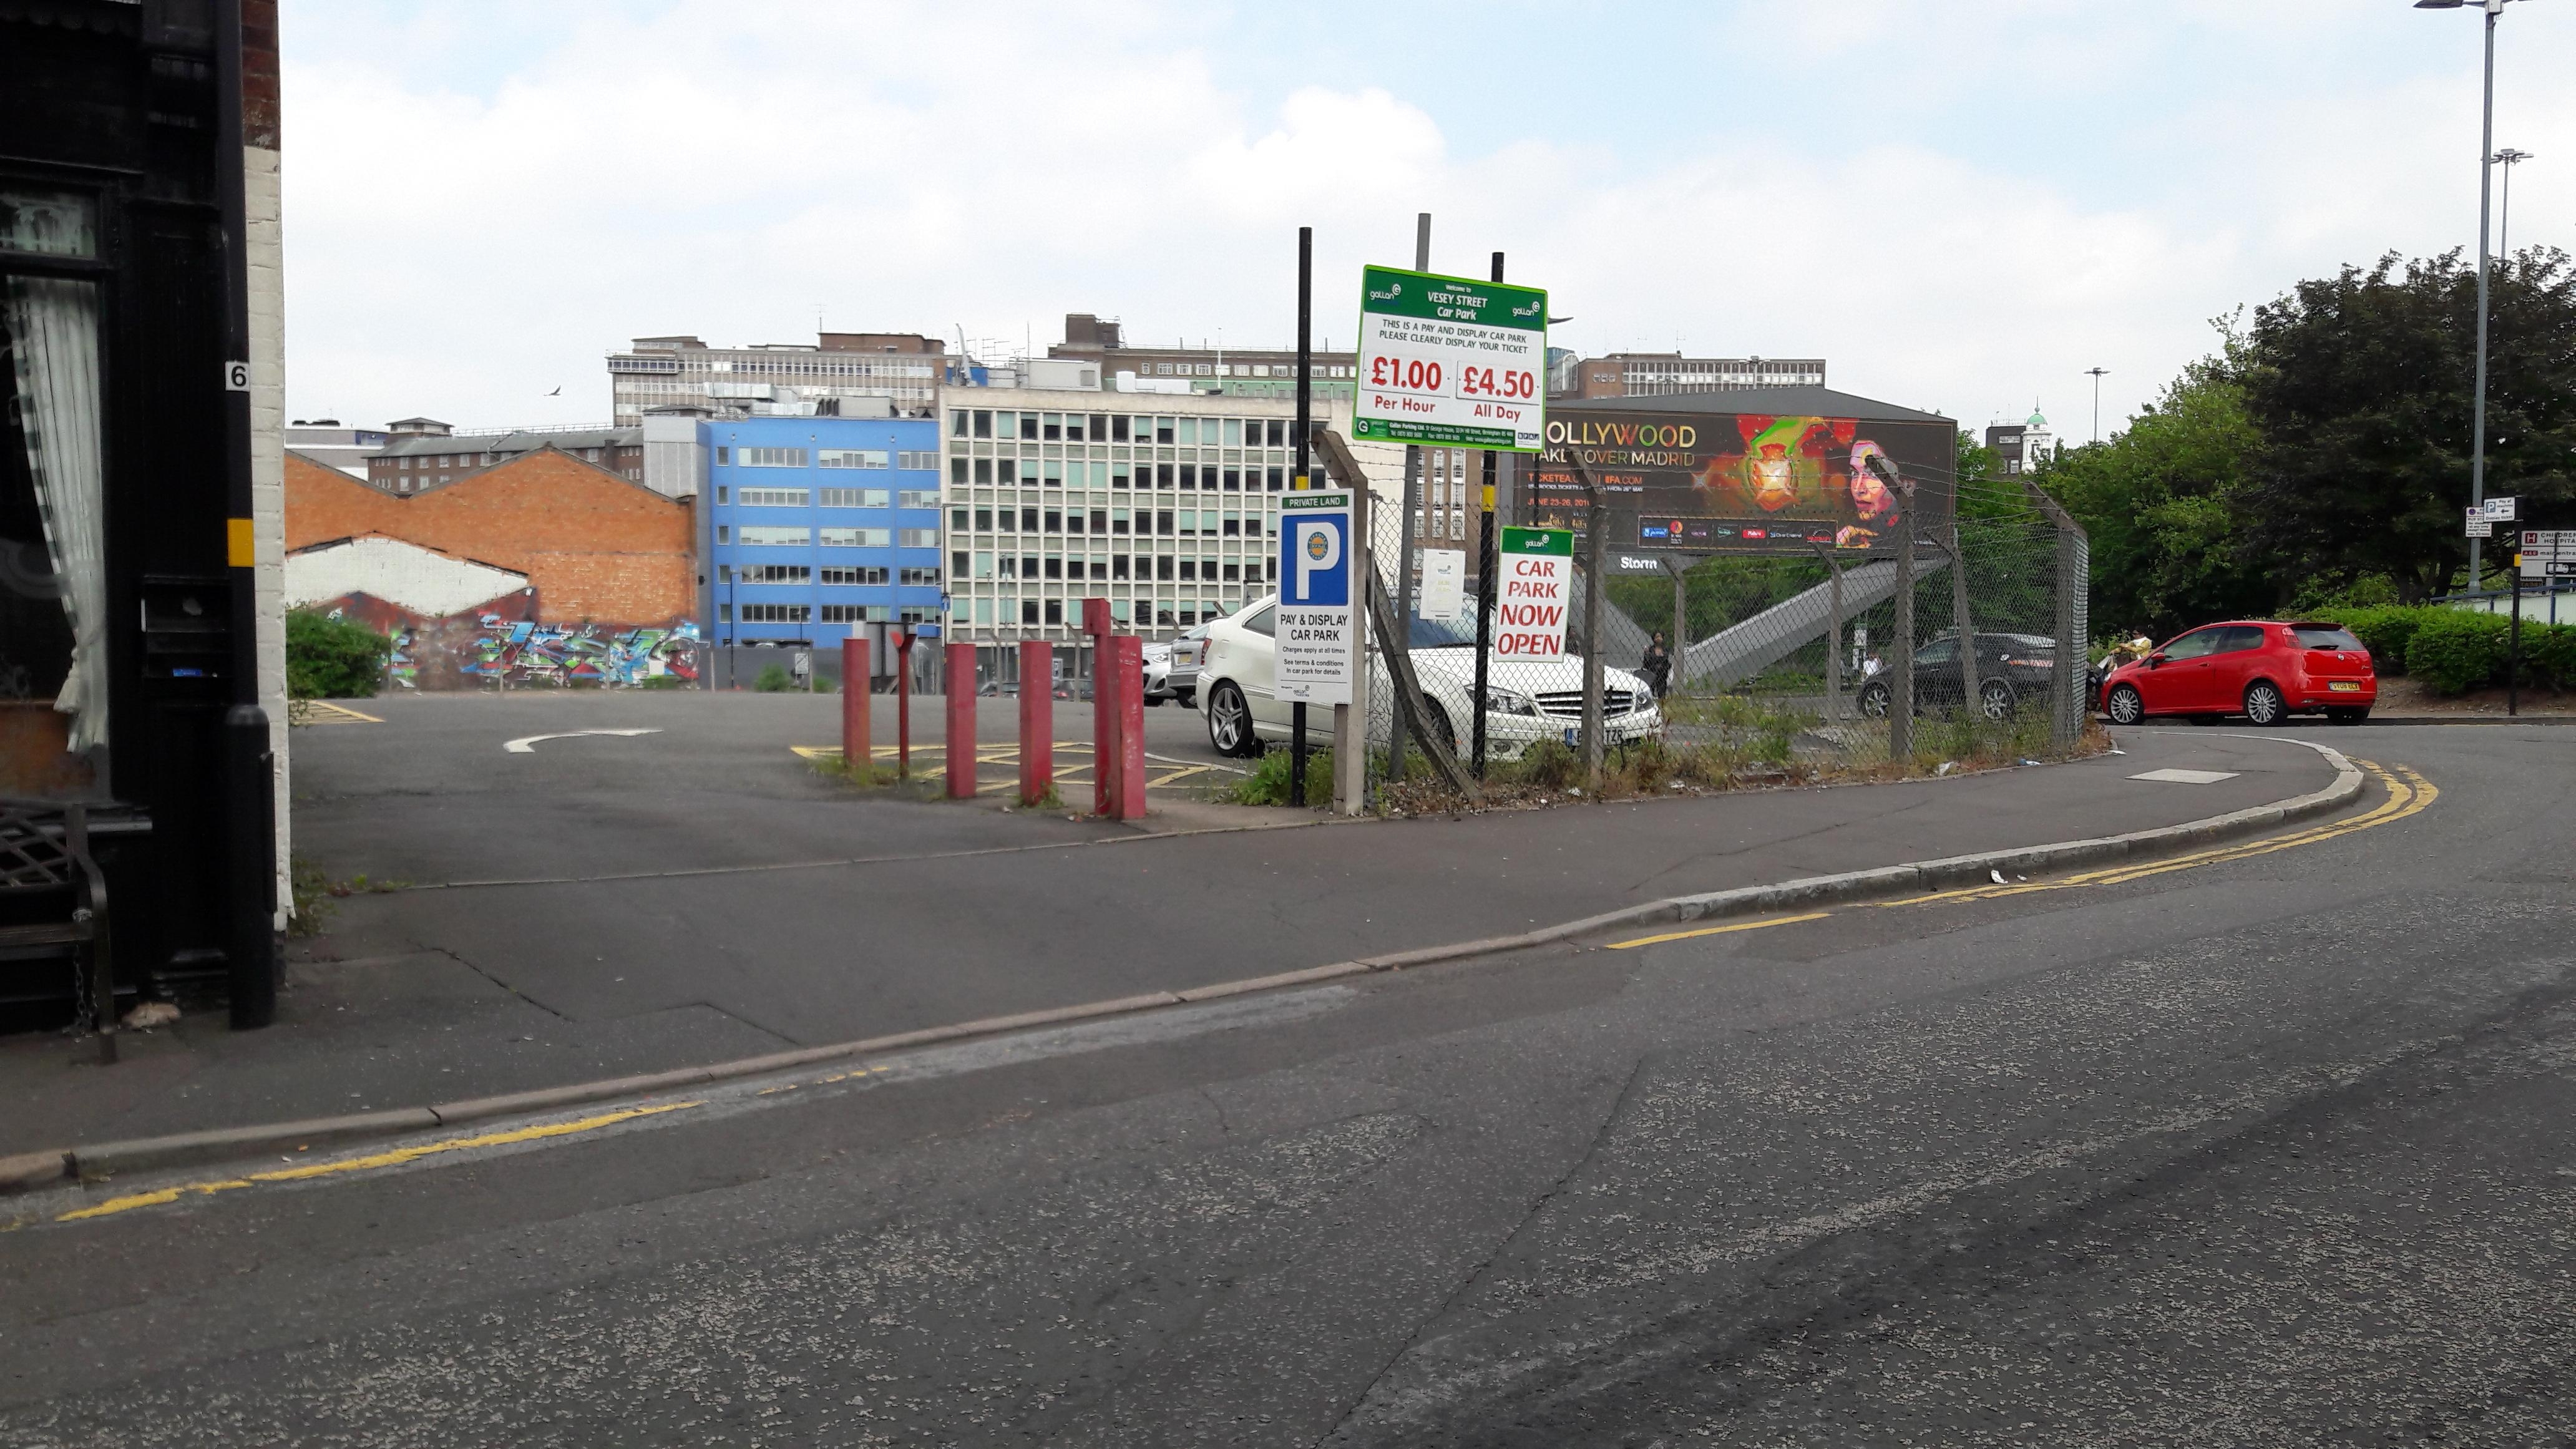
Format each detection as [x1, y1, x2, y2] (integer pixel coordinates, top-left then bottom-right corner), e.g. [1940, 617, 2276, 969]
[1471, 251, 1503, 779]
[217, 0, 276, 1029]
[1290, 225, 1311, 806]
[1387, 212, 1430, 782]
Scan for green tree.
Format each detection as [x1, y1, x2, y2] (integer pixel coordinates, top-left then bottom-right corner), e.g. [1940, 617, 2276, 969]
[2034, 336, 2270, 640]
[2236, 246, 2576, 600]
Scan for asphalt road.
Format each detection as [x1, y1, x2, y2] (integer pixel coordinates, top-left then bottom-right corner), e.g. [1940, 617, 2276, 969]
[4, 722, 2569, 1445]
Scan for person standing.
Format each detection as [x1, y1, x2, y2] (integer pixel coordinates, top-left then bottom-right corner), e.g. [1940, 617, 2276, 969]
[1641, 631, 1673, 700]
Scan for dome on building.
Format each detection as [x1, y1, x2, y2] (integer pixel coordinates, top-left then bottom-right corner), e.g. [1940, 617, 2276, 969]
[2027, 409, 2047, 429]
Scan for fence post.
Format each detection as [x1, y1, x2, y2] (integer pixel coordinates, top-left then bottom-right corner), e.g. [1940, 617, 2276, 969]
[842, 637, 871, 781]
[1891, 497, 1914, 763]
[2055, 524, 2079, 749]
[895, 628, 914, 779]
[1018, 640, 1052, 806]
[1112, 634, 1146, 819]
[1335, 471, 1370, 816]
[1581, 469, 1607, 791]
[1950, 522, 1979, 721]
[945, 641, 975, 799]
[1813, 543, 1843, 722]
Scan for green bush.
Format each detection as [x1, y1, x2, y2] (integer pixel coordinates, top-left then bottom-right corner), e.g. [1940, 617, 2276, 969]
[2310, 604, 2432, 676]
[2404, 610, 2511, 695]
[285, 610, 391, 700]
[2526, 623, 2576, 691]
[752, 663, 794, 693]
[1222, 744, 1335, 806]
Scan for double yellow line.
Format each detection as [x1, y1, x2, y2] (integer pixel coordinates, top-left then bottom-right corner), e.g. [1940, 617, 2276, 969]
[1610, 759, 2431, 949]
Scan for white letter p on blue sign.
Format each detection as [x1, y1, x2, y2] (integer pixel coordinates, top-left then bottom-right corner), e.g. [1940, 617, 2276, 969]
[1291, 517, 1345, 605]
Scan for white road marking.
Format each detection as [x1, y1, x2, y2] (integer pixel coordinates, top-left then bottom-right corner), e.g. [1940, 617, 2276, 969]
[504, 728, 662, 754]
[2129, 767, 2240, 784]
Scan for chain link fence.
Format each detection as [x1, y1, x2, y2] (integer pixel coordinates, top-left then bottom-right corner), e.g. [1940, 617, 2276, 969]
[1335, 460, 2089, 809]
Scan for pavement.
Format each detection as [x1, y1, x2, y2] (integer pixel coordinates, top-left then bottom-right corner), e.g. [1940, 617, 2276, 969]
[0, 691, 2337, 1158]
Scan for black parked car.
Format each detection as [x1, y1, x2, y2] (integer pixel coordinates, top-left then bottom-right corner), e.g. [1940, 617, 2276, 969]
[1856, 632, 2058, 721]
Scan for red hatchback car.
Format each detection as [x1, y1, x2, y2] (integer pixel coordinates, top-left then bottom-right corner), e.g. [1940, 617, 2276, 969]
[2099, 620, 2376, 726]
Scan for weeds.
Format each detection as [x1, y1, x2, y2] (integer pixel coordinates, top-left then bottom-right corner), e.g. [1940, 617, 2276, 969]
[1220, 746, 1336, 806]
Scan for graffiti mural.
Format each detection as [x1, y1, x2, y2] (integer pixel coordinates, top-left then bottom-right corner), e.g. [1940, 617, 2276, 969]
[309, 589, 703, 690]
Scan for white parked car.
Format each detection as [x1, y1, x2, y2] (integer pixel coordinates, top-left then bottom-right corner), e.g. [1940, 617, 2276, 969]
[1196, 594, 1662, 760]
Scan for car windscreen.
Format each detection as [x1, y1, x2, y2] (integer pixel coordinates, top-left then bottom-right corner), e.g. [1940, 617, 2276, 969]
[2291, 625, 2364, 651]
[1402, 612, 1486, 648]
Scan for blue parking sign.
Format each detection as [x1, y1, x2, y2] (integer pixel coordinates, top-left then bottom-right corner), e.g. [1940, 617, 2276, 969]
[1276, 489, 1356, 706]
[1281, 505, 1348, 607]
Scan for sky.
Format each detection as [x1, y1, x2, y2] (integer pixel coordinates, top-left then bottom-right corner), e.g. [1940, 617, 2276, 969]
[278, 0, 2576, 442]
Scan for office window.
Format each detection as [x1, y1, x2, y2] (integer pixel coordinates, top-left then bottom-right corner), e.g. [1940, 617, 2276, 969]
[716, 525, 730, 544]
[738, 487, 809, 507]
[817, 449, 887, 469]
[1222, 418, 1242, 446]
[973, 551, 994, 578]
[1042, 412, 1062, 441]
[820, 565, 888, 585]
[1223, 512, 1241, 537]
[901, 567, 942, 587]
[897, 529, 940, 548]
[999, 555, 1018, 578]
[896, 451, 940, 471]
[951, 507, 970, 532]
[973, 507, 993, 530]
[1043, 461, 1062, 487]
[1043, 509, 1063, 533]
[1088, 508, 1108, 533]
[1266, 466, 1284, 491]
[1044, 557, 1062, 580]
[1223, 564, 1241, 582]
[950, 550, 969, 577]
[973, 409, 993, 439]
[1156, 555, 1174, 580]
[1178, 560, 1196, 582]
[1088, 414, 1109, 441]
[1156, 509, 1174, 535]
[1111, 509, 1130, 534]
[1266, 557, 1277, 580]
[951, 457, 969, 485]
[1022, 600, 1041, 624]
[1020, 414, 1039, 440]
[736, 525, 808, 545]
[1044, 599, 1063, 625]
[1020, 554, 1038, 577]
[819, 604, 888, 624]
[1176, 418, 1198, 446]
[738, 603, 810, 623]
[1112, 555, 1130, 580]
[1066, 510, 1084, 535]
[1156, 462, 1174, 489]
[1178, 464, 1198, 491]
[1156, 417, 1175, 444]
[737, 564, 810, 583]
[1021, 505, 1038, 530]
[973, 458, 993, 484]
[715, 447, 730, 464]
[1018, 460, 1040, 484]
[718, 603, 732, 622]
[739, 447, 807, 467]
[951, 409, 970, 437]
[1222, 468, 1240, 492]
[1111, 416, 1131, 442]
[898, 490, 940, 508]
[821, 527, 892, 547]
[1156, 607, 1175, 626]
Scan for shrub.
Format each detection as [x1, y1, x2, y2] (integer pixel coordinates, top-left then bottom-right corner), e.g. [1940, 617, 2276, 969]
[2404, 609, 2510, 695]
[285, 610, 391, 700]
[2526, 623, 2576, 691]
[1222, 744, 1335, 806]
[2311, 604, 2432, 676]
[637, 672, 688, 690]
[752, 663, 794, 692]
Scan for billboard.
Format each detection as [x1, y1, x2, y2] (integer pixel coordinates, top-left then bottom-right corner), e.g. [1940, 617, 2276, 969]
[1525, 407, 1954, 555]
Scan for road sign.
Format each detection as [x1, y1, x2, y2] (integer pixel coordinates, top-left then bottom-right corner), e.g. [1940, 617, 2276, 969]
[1418, 547, 1465, 623]
[2483, 496, 2519, 521]
[2522, 529, 2576, 557]
[1277, 490, 1354, 705]
[1495, 526, 1573, 661]
[1352, 265, 1547, 452]
[2467, 514, 2492, 539]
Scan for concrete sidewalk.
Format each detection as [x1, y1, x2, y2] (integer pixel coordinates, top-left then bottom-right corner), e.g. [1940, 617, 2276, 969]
[0, 721, 2342, 1156]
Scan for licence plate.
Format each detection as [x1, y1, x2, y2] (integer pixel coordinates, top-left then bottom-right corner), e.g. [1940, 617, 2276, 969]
[2329, 681, 2362, 692]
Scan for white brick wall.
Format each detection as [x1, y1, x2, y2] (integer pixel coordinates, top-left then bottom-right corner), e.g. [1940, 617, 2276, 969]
[248, 143, 291, 926]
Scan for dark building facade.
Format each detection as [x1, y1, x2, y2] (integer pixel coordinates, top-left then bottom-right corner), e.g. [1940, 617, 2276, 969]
[1, 0, 289, 1030]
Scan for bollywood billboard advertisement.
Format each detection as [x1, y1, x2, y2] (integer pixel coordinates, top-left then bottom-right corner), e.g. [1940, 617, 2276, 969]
[1525, 408, 1953, 555]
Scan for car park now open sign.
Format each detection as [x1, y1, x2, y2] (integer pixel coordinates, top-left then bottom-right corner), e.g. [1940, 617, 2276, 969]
[1277, 489, 1355, 705]
[1496, 526, 1572, 661]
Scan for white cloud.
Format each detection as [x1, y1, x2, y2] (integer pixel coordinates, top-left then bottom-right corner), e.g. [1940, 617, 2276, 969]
[276, 0, 2576, 441]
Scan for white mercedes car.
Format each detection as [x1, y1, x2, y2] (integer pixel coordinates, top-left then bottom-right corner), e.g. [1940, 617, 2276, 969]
[1196, 594, 1662, 761]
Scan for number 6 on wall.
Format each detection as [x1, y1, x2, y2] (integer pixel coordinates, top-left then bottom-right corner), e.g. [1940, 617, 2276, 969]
[223, 360, 250, 391]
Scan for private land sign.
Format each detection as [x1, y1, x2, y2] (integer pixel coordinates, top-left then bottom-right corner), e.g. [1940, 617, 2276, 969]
[1352, 265, 1547, 452]
[1496, 526, 1573, 661]
[1277, 489, 1355, 705]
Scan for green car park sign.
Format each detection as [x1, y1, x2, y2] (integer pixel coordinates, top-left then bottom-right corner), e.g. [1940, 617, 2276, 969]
[1352, 265, 1547, 452]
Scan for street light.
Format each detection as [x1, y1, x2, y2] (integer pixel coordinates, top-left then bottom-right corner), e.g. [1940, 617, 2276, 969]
[2084, 367, 2108, 444]
[2494, 147, 2531, 256]
[2416, 0, 2524, 587]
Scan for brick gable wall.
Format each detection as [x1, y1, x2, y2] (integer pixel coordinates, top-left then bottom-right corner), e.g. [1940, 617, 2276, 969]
[286, 449, 693, 623]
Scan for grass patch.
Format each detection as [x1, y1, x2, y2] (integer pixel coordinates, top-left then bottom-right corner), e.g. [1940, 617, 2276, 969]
[1220, 745, 1337, 806]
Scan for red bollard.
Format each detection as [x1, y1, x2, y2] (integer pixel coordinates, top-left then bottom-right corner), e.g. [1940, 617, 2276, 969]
[945, 642, 976, 799]
[1083, 599, 1115, 816]
[895, 627, 914, 779]
[1110, 633, 1146, 820]
[842, 637, 871, 781]
[1018, 640, 1052, 807]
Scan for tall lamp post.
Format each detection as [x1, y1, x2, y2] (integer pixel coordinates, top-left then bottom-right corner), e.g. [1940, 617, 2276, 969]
[2494, 147, 2531, 255]
[2084, 367, 2108, 444]
[2416, 0, 2522, 587]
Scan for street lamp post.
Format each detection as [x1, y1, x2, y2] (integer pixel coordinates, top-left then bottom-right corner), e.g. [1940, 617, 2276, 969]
[2416, 0, 2519, 587]
[2084, 367, 2108, 444]
[2494, 147, 2530, 256]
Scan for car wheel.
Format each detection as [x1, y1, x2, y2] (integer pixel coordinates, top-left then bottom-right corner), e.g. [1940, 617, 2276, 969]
[1857, 680, 1891, 718]
[1978, 678, 2017, 722]
[1206, 681, 1257, 758]
[1175, 689, 1195, 710]
[2326, 705, 2370, 725]
[2105, 684, 2144, 726]
[2243, 680, 2286, 726]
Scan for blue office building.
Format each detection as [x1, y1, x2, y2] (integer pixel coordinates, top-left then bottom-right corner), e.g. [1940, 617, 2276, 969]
[701, 415, 945, 665]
